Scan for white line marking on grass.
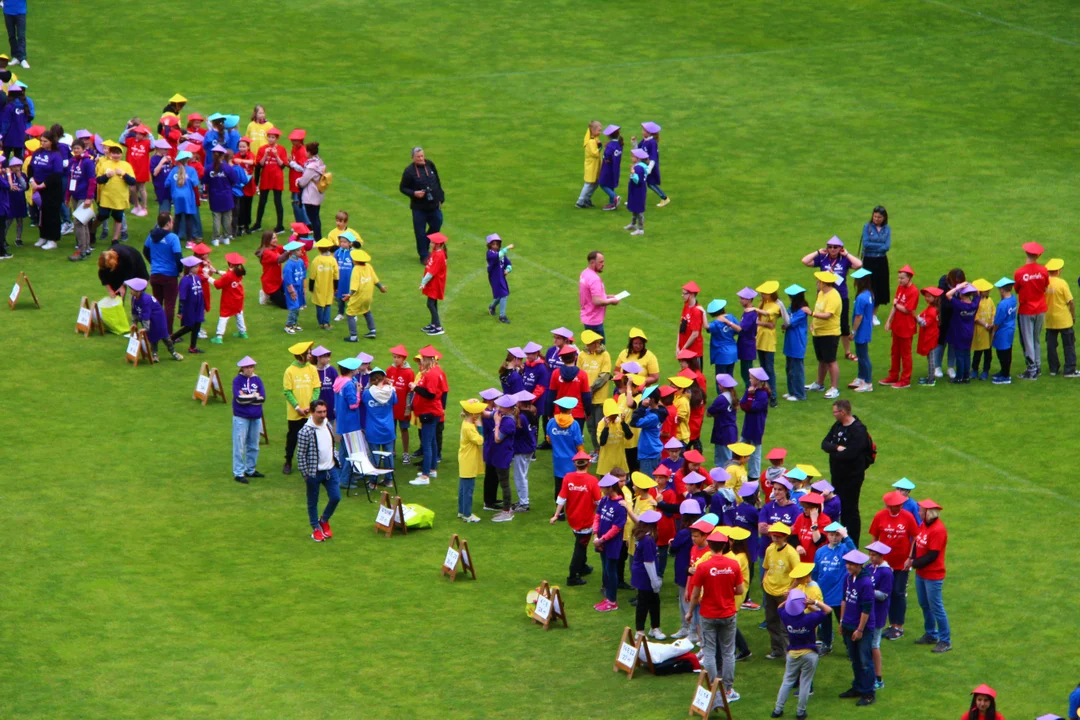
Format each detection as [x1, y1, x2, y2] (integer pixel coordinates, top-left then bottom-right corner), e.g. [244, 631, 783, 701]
[332, 179, 1073, 509]
[918, 0, 1078, 47]
[186, 30, 1004, 101]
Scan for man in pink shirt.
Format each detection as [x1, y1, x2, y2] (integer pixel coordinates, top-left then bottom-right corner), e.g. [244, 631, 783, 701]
[579, 250, 620, 338]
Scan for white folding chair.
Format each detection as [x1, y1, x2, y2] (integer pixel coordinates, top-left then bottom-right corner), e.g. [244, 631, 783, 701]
[341, 430, 396, 501]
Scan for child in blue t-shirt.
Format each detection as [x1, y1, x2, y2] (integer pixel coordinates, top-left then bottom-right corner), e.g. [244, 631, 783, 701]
[782, 285, 810, 401]
[991, 277, 1017, 384]
[333, 229, 358, 320]
[705, 298, 740, 387]
[282, 243, 307, 333]
[851, 270, 875, 390]
[546, 397, 584, 499]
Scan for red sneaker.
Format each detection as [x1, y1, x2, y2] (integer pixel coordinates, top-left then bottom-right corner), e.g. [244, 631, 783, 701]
[311, 527, 326, 542]
[878, 378, 897, 386]
[892, 382, 911, 389]
[319, 520, 333, 538]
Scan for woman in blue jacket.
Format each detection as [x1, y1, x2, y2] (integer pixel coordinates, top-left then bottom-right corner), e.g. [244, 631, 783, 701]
[860, 206, 892, 312]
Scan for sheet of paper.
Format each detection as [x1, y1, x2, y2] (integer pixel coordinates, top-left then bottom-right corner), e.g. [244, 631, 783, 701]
[126, 336, 140, 357]
[534, 594, 552, 620]
[375, 505, 393, 527]
[443, 547, 460, 571]
[73, 204, 96, 225]
[617, 642, 637, 668]
[9, 283, 20, 303]
[692, 686, 713, 712]
[195, 375, 211, 396]
[613, 290, 630, 301]
[77, 307, 91, 329]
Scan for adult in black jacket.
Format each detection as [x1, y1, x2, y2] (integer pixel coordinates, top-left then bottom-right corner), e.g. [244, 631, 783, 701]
[97, 242, 150, 298]
[398, 147, 444, 263]
[820, 399, 870, 543]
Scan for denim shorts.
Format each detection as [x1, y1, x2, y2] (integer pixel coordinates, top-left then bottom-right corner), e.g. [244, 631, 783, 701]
[871, 627, 883, 649]
[398, 419, 412, 430]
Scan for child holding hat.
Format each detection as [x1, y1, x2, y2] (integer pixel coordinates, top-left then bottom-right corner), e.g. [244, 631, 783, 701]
[880, 264, 919, 389]
[762, 522, 800, 659]
[865, 541, 893, 689]
[991, 277, 1017, 383]
[458, 399, 486, 523]
[755, 280, 782, 403]
[839, 549, 877, 706]
[628, 385, 665, 477]
[547, 397, 585, 501]
[593, 473, 627, 611]
[281, 241, 307, 334]
[485, 233, 513, 323]
[739, 368, 771, 482]
[231, 356, 265, 484]
[808, 270, 843, 398]
[706, 299, 741, 382]
[971, 279, 996, 380]
[849, 268, 875, 391]
[211, 252, 247, 343]
[916, 286, 943, 385]
[1044, 258, 1078, 377]
[486, 394, 518, 522]
[781, 284, 810, 400]
[945, 282, 980, 383]
[772, 587, 832, 720]
[624, 147, 649, 235]
[551, 452, 601, 585]
[679, 281, 707, 359]
[308, 239, 339, 329]
[634, 121, 668, 206]
[812, 479, 841, 521]
[126, 278, 182, 362]
[342, 247, 386, 341]
[630, 508, 665, 639]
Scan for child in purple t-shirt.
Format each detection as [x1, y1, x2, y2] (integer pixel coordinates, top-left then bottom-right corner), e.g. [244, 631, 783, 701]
[171, 256, 207, 353]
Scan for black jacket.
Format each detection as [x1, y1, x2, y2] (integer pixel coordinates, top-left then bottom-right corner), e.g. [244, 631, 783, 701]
[821, 415, 869, 478]
[98, 242, 150, 291]
[399, 160, 444, 211]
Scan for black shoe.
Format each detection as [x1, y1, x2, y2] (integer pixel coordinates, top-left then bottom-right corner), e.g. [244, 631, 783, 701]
[499, 316, 510, 324]
[931, 641, 952, 653]
[234, 475, 249, 484]
[795, 713, 808, 719]
[856, 695, 876, 707]
[838, 689, 860, 699]
[566, 577, 587, 586]
[538, 441, 552, 450]
[249, 225, 263, 234]
[363, 331, 377, 339]
[488, 304, 496, 316]
[246, 470, 265, 478]
[282, 462, 292, 475]
[273, 226, 285, 234]
[629, 596, 638, 606]
[188, 347, 205, 354]
[735, 651, 752, 662]
[913, 633, 936, 645]
[618, 581, 633, 590]
[582, 564, 594, 576]
[770, 712, 783, 718]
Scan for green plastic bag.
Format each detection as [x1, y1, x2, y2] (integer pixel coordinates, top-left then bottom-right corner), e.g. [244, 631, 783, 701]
[97, 296, 130, 335]
[401, 503, 434, 529]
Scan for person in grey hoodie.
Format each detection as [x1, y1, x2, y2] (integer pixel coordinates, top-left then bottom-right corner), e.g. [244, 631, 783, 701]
[296, 142, 326, 240]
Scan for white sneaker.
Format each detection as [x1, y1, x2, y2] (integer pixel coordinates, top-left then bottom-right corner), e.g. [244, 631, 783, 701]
[847, 379, 863, 389]
[934, 367, 944, 378]
[781, 393, 792, 400]
[623, 224, 634, 231]
[429, 470, 438, 478]
[464, 514, 481, 523]
[61, 223, 74, 235]
[41, 240, 57, 250]
[648, 628, 666, 640]
[630, 229, 644, 236]
[33, 237, 45, 247]
[409, 476, 430, 486]
[259, 290, 269, 306]
[492, 510, 515, 522]
[212, 239, 220, 247]
[854, 383, 874, 392]
[223, 237, 231, 245]
[805, 382, 823, 391]
[671, 627, 689, 639]
[824, 387, 839, 399]
[198, 330, 208, 339]
[872, 315, 881, 326]
[334, 314, 344, 322]
[725, 689, 741, 704]
[947, 367, 956, 379]
[786, 395, 801, 401]
[20, 59, 29, 69]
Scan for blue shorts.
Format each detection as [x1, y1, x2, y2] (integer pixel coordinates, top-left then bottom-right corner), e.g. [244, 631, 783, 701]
[398, 419, 411, 430]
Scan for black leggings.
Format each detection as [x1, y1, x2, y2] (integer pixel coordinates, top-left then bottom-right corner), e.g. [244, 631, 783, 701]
[973, 349, 992, 374]
[996, 347, 1012, 376]
[635, 588, 660, 631]
[484, 464, 500, 507]
[494, 465, 512, 511]
[237, 195, 253, 229]
[285, 418, 306, 463]
[427, 297, 440, 326]
[171, 322, 202, 349]
[255, 189, 284, 230]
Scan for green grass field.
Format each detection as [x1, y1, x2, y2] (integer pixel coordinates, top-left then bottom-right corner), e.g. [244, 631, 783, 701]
[3, 1, 1079, 718]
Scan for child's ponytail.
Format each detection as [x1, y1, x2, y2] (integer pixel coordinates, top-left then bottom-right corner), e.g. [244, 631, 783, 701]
[233, 263, 246, 278]
[176, 164, 187, 187]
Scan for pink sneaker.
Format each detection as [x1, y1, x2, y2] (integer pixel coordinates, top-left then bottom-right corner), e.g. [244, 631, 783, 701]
[593, 600, 611, 612]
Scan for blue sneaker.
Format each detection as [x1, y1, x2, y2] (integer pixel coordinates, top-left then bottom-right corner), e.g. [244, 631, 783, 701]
[874, 679, 885, 690]
[978, 371, 989, 381]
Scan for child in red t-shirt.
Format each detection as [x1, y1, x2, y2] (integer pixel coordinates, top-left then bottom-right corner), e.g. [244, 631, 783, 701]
[420, 233, 448, 334]
[254, 127, 287, 233]
[917, 287, 943, 386]
[232, 138, 257, 235]
[212, 252, 247, 343]
[552, 459, 601, 585]
[386, 347, 416, 462]
[121, 120, 152, 217]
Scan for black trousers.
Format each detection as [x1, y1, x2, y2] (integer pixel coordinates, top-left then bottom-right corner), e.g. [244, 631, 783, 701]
[625, 446, 639, 473]
[304, 203, 322, 240]
[996, 347, 1012, 376]
[237, 195, 253, 229]
[171, 322, 202, 349]
[255, 189, 284, 230]
[494, 465, 511, 511]
[834, 473, 866, 545]
[570, 532, 590, 579]
[436, 419, 445, 460]
[635, 588, 660, 631]
[285, 418, 306, 463]
[973, 349, 992, 374]
[484, 464, 500, 507]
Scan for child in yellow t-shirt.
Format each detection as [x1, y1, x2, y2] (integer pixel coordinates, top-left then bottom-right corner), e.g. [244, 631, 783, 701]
[724, 447, 750, 496]
[763, 523, 800, 658]
[342, 249, 386, 342]
[326, 210, 364, 247]
[308, 239, 339, 330]
[724, 526, 754, 660]
[457, 399, 485, 523]
[596, 399, 630, 475]
[1045, 260, 1077, 377]
[971, 280, 996, 380]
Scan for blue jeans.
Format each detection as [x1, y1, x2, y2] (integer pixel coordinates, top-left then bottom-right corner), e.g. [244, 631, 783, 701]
[601, 554, 619, 602]
[954, 347, 971, 380]
[757, 350, 777, 397]
[316, 304, 331, 325]
[419, 418, 438, 475]
[916, 576, 950, 643]
[174, 213, 198, 241]
[286, 308, 300, 326]
[741, 439, 762, 479]
[411, 208, 443, 261]
[599, 185, 617, 203]
[638, 455, 659, 478]
[647, 183, 667, 200]
[335, 440, 353, 489]
[191, 208, 204, 239]
[304, 469, 340, 528]
[856, 342, 872, 383]
[158, 199, 172, 216]
[337, 298, 346, 316]
[842, 625, 875, 695]
[231, 415, 261, 477]
[576, 182, 598, 206]
[785, 356, 806, 399]
[5, 13, 26, 60]
[934, 343, 955, 372]
[583, 322, 605, 339]
[458, 477, 475, 516]
[713, 443, 732, 468]
[291, 192, 310, 224]
[488, 295, 508, 318]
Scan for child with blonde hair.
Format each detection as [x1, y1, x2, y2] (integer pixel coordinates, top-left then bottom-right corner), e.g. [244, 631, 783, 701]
[457, 399, 485, 523]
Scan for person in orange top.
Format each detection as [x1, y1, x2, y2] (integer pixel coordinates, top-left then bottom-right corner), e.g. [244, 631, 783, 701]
[286, 128, 309, 225]
[120, 120, 153, 217]
[791, 492, 830, 559]
[419, 232, 448, 336]
[916, 287, 943, 386]
[253, 126, 286, 233]
[185, 113, 206, 136]
[911, 498, 950, 653]
[679, 281, 707, 358]
[962, 684, 1004, 720]
[880, 264, 919, 388]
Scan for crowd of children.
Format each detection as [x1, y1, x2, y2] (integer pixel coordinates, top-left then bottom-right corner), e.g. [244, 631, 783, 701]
[577, 120, 669, 235]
